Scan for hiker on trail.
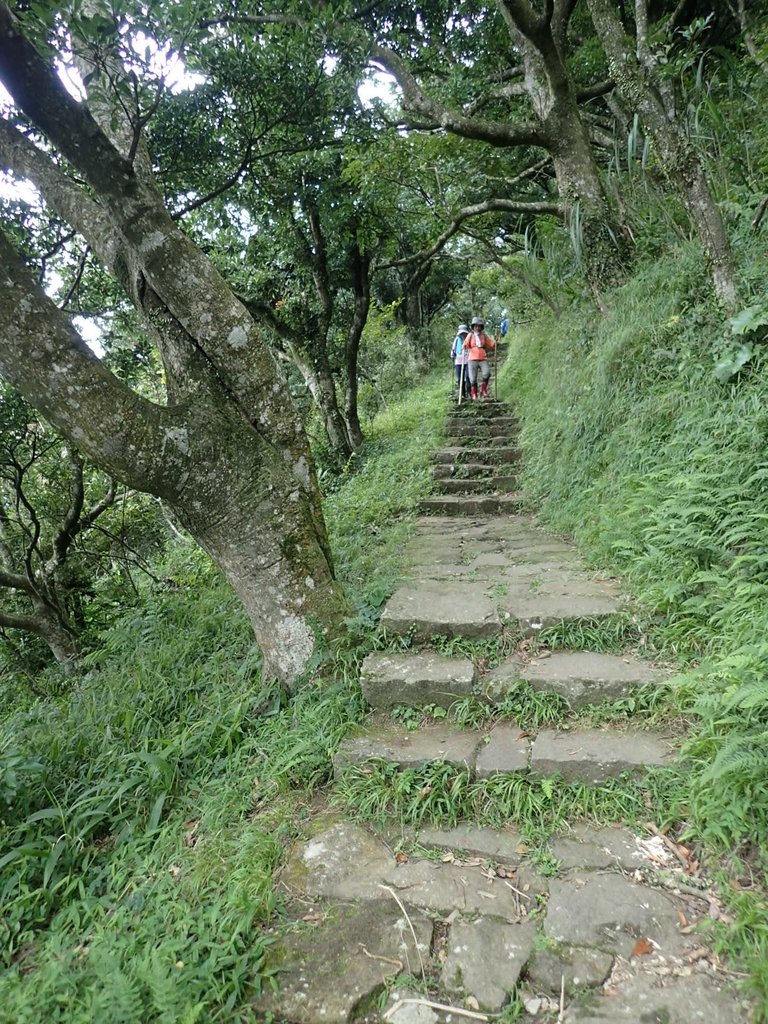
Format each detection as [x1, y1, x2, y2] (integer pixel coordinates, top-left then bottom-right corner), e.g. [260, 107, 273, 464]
[451, 323, 471, 398]
[464, 316, 495, 400]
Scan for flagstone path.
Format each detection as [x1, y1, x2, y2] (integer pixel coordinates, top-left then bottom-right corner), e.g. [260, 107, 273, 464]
[253, 398, 750, 1023]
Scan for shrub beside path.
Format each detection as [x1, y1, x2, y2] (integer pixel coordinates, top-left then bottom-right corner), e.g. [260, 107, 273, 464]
[254, 399, 751, 1024]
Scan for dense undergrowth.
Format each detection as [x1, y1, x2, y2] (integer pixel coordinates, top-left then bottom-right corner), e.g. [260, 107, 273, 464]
[498, 224, 768, 1011]
[0, 378, 446, 1023]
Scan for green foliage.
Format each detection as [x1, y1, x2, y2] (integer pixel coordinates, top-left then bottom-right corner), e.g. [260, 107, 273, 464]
[335, 759, 681, 842]
[325, 372, 446, 617]
[0, 373, 441, 1021]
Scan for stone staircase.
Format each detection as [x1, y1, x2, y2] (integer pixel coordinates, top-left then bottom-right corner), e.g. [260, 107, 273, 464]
[252, 392, 749, 1024]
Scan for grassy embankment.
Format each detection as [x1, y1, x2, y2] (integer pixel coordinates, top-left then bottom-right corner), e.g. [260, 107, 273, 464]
[496, 232, 768, 1013]
[5, 239, 768, 1021]
[0, 378, 445, 1023]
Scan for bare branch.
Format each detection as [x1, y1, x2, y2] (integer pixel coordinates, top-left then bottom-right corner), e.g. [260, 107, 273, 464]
[0, 117, 124, 277]
[369, 42, 547, 150]
[577, 80, 615, 102]
[0, 2, 134, 197]
[635, 0, 650, 62]
[171, 142, 253, 220]
[383, 196, 563, 272]
[51, 450, 86, 570]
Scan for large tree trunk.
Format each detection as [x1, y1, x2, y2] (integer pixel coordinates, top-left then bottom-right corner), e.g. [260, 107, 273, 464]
[498, 0, 630, 296]
[0, 4, 349, 685]
[587, 0, 739, 312]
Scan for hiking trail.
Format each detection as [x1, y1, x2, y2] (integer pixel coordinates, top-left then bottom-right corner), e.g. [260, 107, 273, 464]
[253, 393, 750, 1024]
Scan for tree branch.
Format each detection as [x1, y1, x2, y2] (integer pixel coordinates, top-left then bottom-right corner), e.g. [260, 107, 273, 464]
[369, 42, 548, 150]
[0, 231, 187, 498]
[0, 2, 134, 199]
[0, 118, 122, 273]
[383, 196, 564, 271]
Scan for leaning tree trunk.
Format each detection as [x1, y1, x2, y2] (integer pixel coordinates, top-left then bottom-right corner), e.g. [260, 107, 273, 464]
[0, 4, 350, 685]
[587, 0, 739, 312]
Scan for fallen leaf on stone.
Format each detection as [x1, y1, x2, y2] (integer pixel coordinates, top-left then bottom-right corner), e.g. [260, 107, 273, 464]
[418, 785, 432, 798]
[708, 900, 721, 920]
[630, 938, 655, 957]
[466, 996, 480, 1011]
[478, 890, 496, 899]
[538, 650, 552, 659]
[396, 852, 409, 863]
[518, 730, 531, 739]
[302, 913, 323, 923]
[677, 911, 688, 928]
[496, 866, 508, 878]
[441, 852, 455, 863]
[686, 947, 710, 963]
[464, 857, 483, 866]
[515, 843, 529, 855]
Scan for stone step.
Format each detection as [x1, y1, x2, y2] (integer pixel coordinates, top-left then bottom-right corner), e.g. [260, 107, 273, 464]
[445, 418, 520, 436]
[381, 577, 622, 640]
[445, 433, 518, 448]
[449, 399, 511, 415]
[483, 651, 667, 708]
[419, 494, 525, 516]
[263, 816, 746, 1023]
[529, 727, 673, 783]
[333, 719, 674, 785]
[431, 446, 521, 465]
[381, 582, 501, 639]
[360, 652, 475, 710]
[436, 476, 518, 495]
[432, 462, 496, 479]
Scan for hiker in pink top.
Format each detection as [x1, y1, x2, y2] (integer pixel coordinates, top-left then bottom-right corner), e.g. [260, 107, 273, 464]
[463, 315, 495, 399]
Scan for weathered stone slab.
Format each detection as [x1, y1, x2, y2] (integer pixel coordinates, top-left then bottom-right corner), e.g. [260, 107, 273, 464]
[437, 477, 518, 495]
[544, 874, 683, 958]
[548, 824, 656, 872]
[360, 652, 475, 710]
[281, 821, 394, 900]
[253, 900, 432, 1024]
[334, 721, 482, 774]
[475, 723, 531, 777]
[445, 416, 519, 434]
[430, 447, 475, 464]
[441, 918, 538, 1011]
[284, 822, 531, 921]
[419, 495, 524, 516]
[380, 583, 501, 639]
[386, 858, 526, 920]
[483, 654, 526, 701]
[525, 652, 665, 707]
[525, 945, 614, 995]
[502, 594, 623, 634]
[384, 988, 441, 1024]
[417, 823, 526, 863]
[564, 972, 749, 1023]
[530, 728, 672, 784]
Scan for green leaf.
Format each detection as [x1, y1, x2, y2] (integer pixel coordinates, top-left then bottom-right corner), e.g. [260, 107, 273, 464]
[714, 345, 752, 382]
[730, 304, 768, 336]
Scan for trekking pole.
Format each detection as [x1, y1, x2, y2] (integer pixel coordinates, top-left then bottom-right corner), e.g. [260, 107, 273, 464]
[493, 334, 499, 400]
[458, 358, 465, 406]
